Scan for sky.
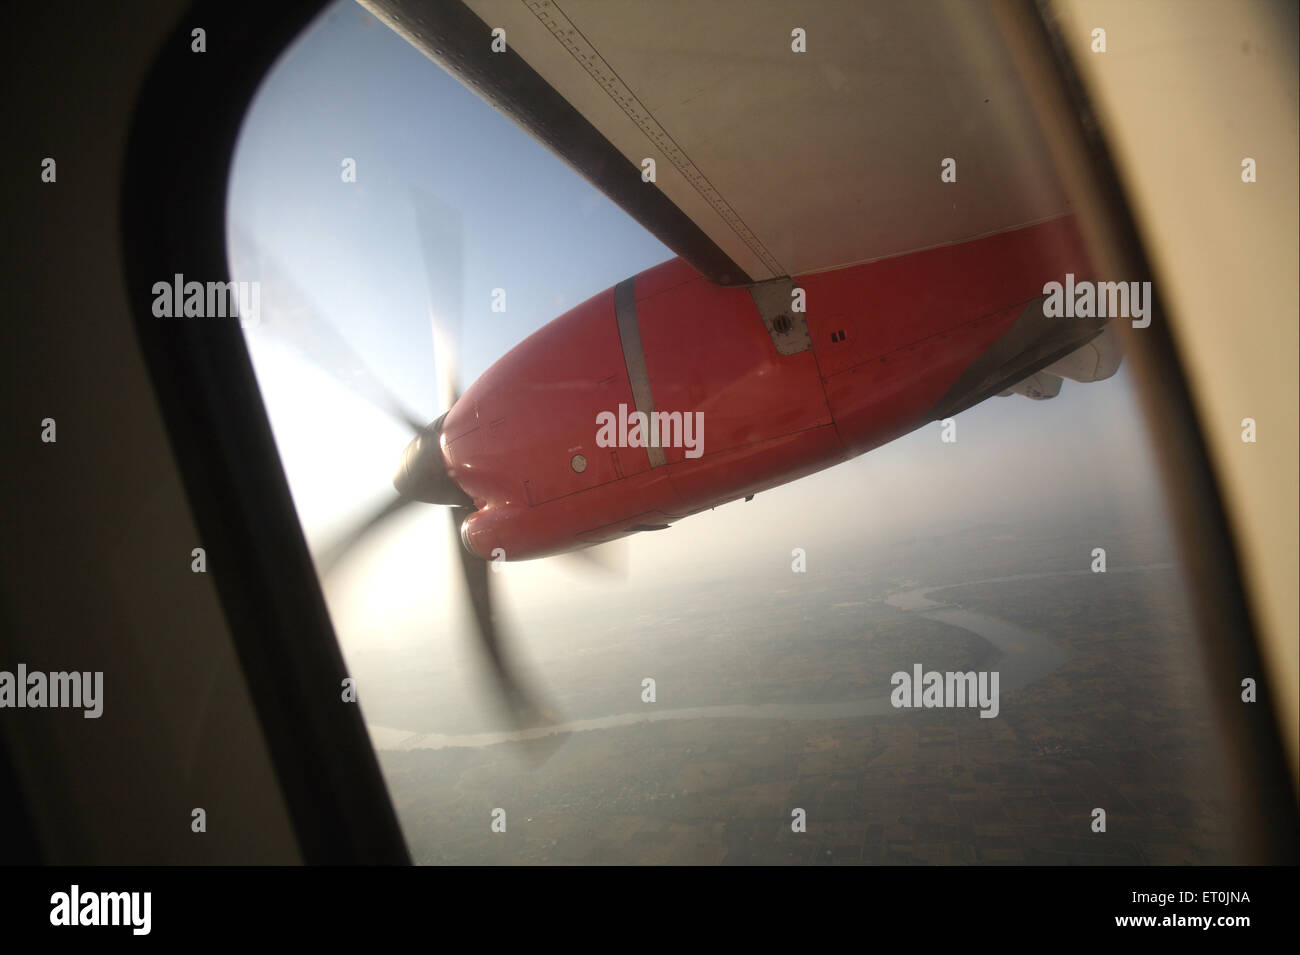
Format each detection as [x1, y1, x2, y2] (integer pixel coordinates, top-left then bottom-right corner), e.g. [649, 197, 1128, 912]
[225, 1, 1170, 701]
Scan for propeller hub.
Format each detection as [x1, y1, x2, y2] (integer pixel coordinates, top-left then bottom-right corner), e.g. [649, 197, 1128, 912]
[393, 413, 472, 506]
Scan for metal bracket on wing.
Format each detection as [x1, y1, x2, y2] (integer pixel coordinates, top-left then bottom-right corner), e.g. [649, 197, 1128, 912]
[747, 277, 812, 356]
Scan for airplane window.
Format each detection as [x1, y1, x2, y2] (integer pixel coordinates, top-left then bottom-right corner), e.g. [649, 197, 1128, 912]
[226, 0, 1274, 864]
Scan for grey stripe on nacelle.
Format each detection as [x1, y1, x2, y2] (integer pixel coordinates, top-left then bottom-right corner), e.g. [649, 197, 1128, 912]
[613, 277, 666, 468]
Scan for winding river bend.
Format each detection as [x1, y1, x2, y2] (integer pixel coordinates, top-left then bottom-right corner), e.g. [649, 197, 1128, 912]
[367, 563, 1175, 752]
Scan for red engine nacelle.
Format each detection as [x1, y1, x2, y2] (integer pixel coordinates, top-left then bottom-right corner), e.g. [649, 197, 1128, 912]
[442, 216, 1091, 560]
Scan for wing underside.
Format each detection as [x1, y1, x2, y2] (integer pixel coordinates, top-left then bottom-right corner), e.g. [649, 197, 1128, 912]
[361, 0, 1071, 285]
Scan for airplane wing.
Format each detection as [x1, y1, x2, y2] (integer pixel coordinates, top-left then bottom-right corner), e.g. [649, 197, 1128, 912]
[360, 0, 1071, 284]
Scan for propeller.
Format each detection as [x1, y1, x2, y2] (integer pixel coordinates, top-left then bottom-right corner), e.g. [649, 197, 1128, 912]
[229, 225, 427, 434]
[316, 494, 416, 576]
[233, 202, 564, 750]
